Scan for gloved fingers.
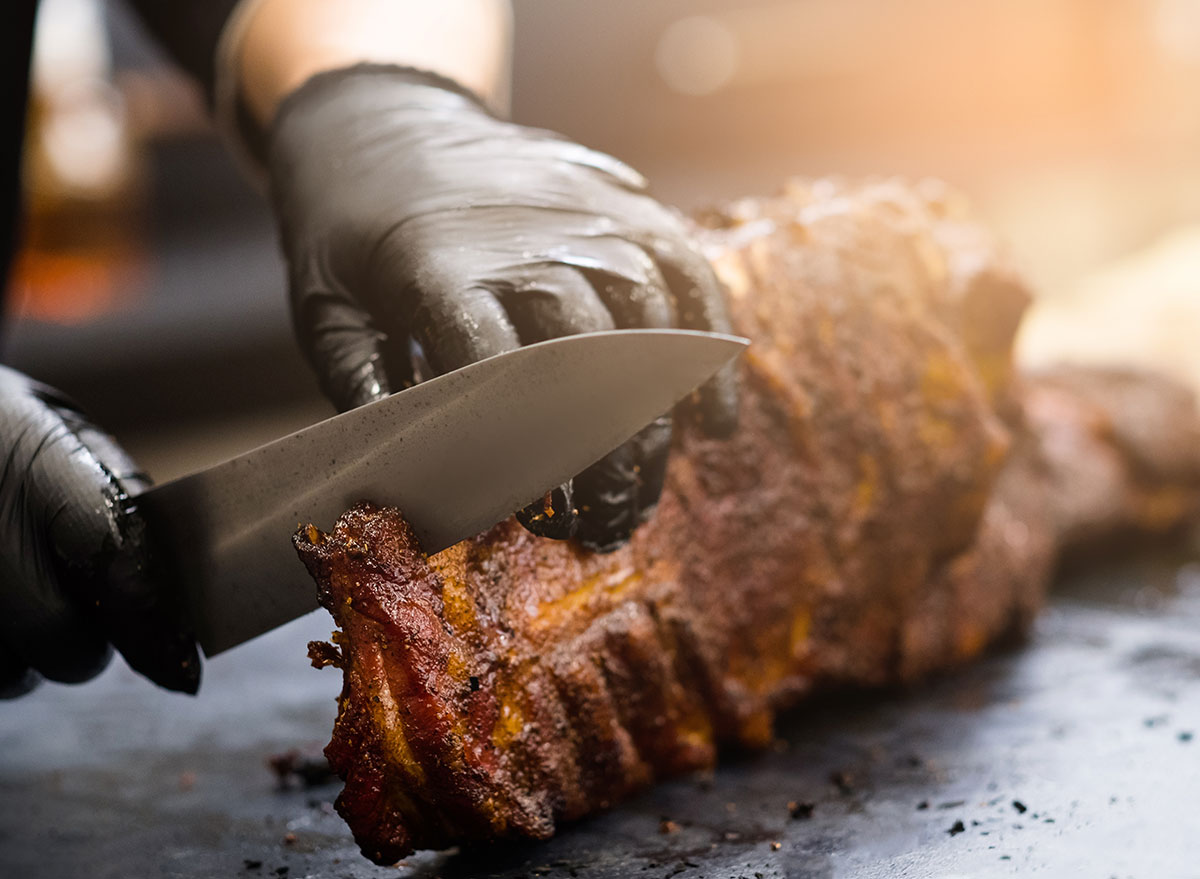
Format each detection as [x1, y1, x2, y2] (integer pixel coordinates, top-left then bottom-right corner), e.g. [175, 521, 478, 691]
[571, 238, 677, 331]
[365, 230, 523, 375]
[290, 252, 399, 413]
[497, 264, 615, 344]
[0, 399, 117, 684]
[494, 264, 616, 541]
[0, 641, 40, 699]
[648, 236, 740, 438]
[516, 482, 579, 540]
[0, 587, 113, 685]
[497, 259, 680, 545]
[100, 579, 202, 695]
[408, 285, 521, 375]
[76, 473, 201, 694]
[600, 197, 740, 436]
[496, 258, 678, 546]
[34, 412, 199, 692]
[379, 335, 424, 392]
[628, 413, 673, 521]
[573, 412, 674, 551]
[648, 234, 729, 333]
[553, 139, 650, 193]
[572, 441, 638, 553]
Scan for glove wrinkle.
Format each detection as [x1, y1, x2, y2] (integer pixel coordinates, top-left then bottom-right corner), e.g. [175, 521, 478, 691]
[290, 253, 397, 412]
[497, 264, 615, 345]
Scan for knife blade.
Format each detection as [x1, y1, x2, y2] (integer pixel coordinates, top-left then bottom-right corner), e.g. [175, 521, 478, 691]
[137, 329, 748, 656]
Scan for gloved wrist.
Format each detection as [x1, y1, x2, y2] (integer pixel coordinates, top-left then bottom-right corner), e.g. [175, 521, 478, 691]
[266, 63, 497, 178]
[266, 65, 494, 173]
[274, 63, 494, 124]
[214, 0, 514, 181]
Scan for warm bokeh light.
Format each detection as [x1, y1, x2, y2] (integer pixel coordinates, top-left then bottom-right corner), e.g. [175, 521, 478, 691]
[9, 0, 1200, 419]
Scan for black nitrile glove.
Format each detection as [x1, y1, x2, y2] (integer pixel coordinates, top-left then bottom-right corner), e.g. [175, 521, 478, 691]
[267, 65, 738, 551]
[0, 366, 200, 698]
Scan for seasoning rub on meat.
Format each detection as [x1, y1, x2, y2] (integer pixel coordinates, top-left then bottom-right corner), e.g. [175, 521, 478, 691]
[295, 179, 1200, 864]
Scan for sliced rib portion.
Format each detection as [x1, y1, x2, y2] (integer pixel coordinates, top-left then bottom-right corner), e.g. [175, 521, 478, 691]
[295, 178, 1200, 864]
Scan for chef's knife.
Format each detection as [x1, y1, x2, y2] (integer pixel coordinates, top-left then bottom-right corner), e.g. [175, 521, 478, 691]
[137, 329, 748, 656]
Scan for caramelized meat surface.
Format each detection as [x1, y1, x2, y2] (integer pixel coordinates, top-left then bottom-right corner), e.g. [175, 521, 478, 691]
[294, 179, 1200, 864]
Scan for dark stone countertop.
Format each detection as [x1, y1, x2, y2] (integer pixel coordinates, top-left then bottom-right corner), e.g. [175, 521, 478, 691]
[3, 555, 1198, 879]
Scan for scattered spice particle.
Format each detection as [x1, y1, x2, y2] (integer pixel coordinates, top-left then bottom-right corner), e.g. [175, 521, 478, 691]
[283, 833, 296, 846]
[268, 750, 337, 789]
[274, 869, 288, 877]
[724, 831, 741, 841]
[938, 800, 966, 810]
[788, 800, 815, 820]
[1179, 731, 1194, 743]
[948, 820, 966, 836]
[1000, 855, 1011, 861]
[242, 860, 262, 871]
[770, 841, 782, 851]
[659, 818, 680, 834]
[1012, 800, 1028, 814]
[830, 771, 855, 795]
[916, 800, 930, 811]
[1044, 818, 1055, 824]
[1144, 715, 1169, 728]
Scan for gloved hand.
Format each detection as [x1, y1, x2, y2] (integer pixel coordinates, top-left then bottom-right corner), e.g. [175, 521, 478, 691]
[0, 366, 200, 698]
[266, 65, 738, 551]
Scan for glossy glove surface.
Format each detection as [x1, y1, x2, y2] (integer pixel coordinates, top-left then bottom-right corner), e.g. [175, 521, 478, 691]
[0, 367, 200, 697]
[267, 65, 738, 551]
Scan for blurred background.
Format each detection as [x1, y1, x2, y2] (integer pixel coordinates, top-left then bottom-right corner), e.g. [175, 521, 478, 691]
[6, 0, 1200, 481]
